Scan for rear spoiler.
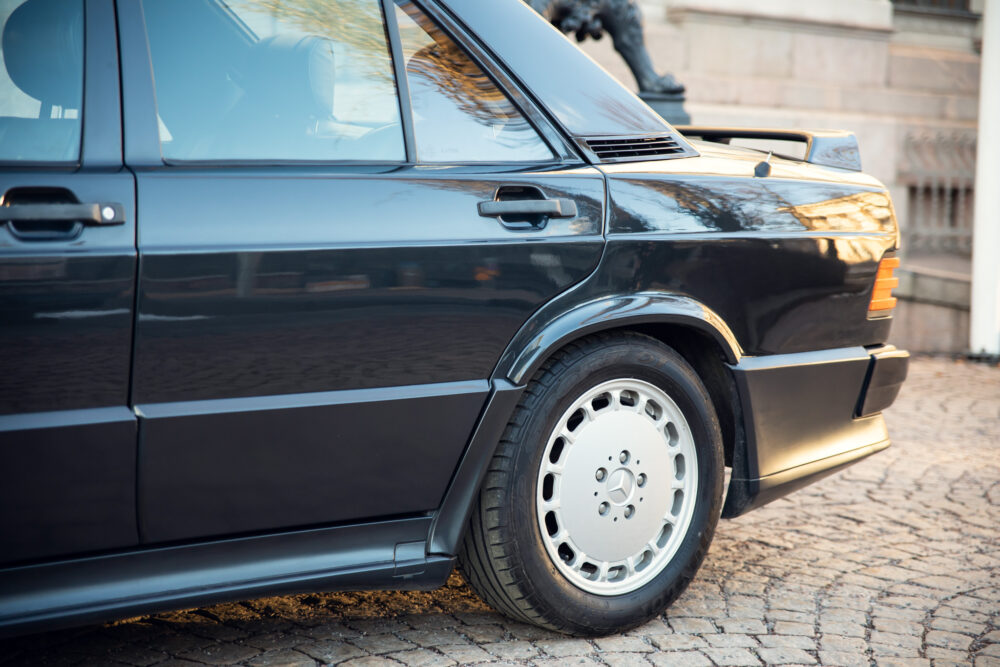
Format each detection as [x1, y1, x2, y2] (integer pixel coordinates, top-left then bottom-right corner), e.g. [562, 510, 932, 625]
[674, 126, 862, 172]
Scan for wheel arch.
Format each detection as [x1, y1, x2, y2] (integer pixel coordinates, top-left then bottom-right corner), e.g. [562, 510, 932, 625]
[495, 292, 743, 387]
[494, 293, 744, 470]
[429, 293, 747, 557]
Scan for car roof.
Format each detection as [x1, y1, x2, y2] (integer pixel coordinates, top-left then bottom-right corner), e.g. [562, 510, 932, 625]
[436, 0, 673, 140]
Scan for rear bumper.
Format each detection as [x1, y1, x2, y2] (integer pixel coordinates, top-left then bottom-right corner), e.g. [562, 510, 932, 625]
[722, 344, 909, 518]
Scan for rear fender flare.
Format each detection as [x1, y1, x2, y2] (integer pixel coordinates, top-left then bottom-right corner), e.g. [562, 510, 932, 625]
[494, 292, 743, 385]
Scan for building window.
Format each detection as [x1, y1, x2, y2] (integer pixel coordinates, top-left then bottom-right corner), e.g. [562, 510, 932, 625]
[891, 0, 974, 15]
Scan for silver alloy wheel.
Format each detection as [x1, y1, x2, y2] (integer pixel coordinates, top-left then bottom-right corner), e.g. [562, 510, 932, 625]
[536, 378, 699, 595]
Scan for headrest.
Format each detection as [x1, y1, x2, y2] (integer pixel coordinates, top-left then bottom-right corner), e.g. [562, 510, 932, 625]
[2, 0, 84, 107]
[244, 34, 335, 118]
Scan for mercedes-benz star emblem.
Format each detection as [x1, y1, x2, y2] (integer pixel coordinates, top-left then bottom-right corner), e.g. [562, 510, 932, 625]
[606, 468, 634, 504]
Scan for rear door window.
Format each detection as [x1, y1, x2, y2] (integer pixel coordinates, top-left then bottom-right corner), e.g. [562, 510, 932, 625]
[141, 0, 405, 162]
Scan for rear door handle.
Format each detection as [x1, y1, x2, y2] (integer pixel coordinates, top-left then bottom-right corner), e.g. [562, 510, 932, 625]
[477, 198, 578, 219]
[1, 202, 125, 225]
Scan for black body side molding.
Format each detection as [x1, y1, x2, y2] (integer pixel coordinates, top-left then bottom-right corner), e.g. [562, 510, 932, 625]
[0, 518, 452, 638]
[428, 380, 525, 556]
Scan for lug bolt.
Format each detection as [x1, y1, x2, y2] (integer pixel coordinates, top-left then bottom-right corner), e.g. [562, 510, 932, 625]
[596, 467, 607, 481]
[619, 450, 630, 464]
[598, 502, 609, 515]
[637, 473, 646, 487]
[625, 504, 635, 518]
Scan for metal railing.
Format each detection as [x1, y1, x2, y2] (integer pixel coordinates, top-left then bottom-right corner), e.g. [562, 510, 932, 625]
[892, 0, 976, 16]
[899, 128, 977, 255]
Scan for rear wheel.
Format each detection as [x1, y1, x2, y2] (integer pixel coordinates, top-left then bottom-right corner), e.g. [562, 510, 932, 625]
[458, 332, 724, 636]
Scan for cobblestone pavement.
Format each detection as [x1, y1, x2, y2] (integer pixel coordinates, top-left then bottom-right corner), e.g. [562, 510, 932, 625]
[2, 357, 998, 667]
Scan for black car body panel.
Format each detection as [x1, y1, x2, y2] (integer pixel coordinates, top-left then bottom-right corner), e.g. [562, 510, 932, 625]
[0, 0, 138, 566]
[131, 165, 605, 543]
[0, 0, 908, 635]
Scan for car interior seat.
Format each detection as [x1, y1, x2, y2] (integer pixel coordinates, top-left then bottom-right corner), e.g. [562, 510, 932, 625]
[209, 34, 337, 161]
[0, 0, 84, 162]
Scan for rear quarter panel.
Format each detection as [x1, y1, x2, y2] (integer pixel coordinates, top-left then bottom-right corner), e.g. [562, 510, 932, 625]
[601, 146, 898, 355]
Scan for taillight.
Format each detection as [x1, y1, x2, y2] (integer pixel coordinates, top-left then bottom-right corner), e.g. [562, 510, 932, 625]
[869, 256, 900, 312]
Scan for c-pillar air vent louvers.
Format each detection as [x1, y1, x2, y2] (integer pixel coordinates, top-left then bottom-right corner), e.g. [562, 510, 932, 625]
[583, 134, 691, 162]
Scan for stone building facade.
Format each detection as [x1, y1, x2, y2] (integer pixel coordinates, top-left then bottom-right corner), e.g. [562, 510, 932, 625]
[578, 0, 984, 352]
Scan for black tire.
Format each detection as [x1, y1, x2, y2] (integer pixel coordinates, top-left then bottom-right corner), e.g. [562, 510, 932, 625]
[458, 332, 724, 636]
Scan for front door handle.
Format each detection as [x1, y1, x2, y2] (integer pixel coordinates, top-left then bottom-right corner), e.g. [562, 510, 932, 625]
[478, 198, 578, 219]
[1, 202, 125, 225]
[2, 202, 125, 241]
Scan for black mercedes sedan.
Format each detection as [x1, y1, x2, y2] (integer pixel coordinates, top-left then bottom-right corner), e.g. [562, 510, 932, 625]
[0, 0, 908, 637]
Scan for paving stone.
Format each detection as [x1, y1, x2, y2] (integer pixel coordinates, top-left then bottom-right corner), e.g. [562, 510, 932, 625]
[296, 622, 360, 641]
[870, 631, 923, 650]
[704, 634, 757, 648]
[756, 647, 817, 664]
[701, 647, 761, 666]
[819, 650, 870, 667]
[398, 630, 469, 648]
[819, 608, 867, 624]
[177, 642, 261, 665]
[925, 646, 972, 662]
[980, 644, 1000, 658]
[819, 621, 866, 637]
[667, 617, 717, 634]
[649, 634, 708, 651]
[647, 652, 712, 666]
[627, 618, 672, 636]
[601, 652, 654, 667]
[435, 644, 493, 664]
[821, 634, 867, 652]
[594, 636, 652, 653]
[756, 634, 817, 650]
[766, 609, 815, 625]
[460, 625, 506, 643]
[297, 640, 364, 663]
[244, 633, 305, 651]
[246, 649, 316, 667]
[350, 636, 418, 655]
[718, 619, 767, 635]
[929, 616, 987, 635]
[772, 621, 814, 636]
[340, 658, 405, 667]
[871, 642, 922, 659]
[536, 639, 595, 658]
[925, 630, 975, 650]
[385, 648, 456, 667]
[873, 617, 923, 635]
[348, 620, 411, 636]
[481, 641, 538, 660]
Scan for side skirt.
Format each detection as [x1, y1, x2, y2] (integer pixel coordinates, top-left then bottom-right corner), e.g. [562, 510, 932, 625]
[0, 517, 453, 637]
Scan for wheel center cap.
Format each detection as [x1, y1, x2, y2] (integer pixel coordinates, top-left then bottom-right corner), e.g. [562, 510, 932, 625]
[606, 468, 635, 505]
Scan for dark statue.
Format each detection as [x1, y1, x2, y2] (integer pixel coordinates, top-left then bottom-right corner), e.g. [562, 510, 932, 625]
[527, 0, 683, 96]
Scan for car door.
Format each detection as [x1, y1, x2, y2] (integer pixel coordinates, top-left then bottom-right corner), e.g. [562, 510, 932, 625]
[120, 0, 606, 543]
[0, 0, 138, 565]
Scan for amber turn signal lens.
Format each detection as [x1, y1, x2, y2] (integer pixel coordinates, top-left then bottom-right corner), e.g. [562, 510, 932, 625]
[869, 256, 900, 312]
